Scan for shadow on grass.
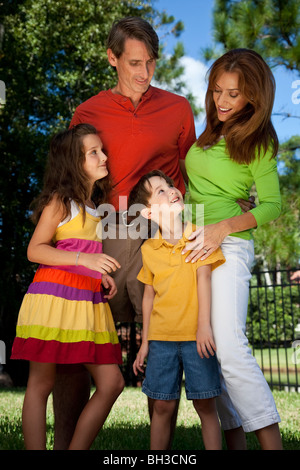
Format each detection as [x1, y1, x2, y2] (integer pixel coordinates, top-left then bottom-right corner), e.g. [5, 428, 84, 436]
[1, 420, 300, 451]
[92, 424, 300, 451]
[93, 424, 208, 450]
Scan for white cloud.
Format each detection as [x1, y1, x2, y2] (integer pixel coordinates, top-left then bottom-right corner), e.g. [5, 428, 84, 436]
[153, 55, 208, 136]
[179, 56, 208, 108]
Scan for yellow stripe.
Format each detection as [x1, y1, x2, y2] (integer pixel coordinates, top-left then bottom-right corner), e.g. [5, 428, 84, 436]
[54, 212, 102, 242]
[17, 294, 116, 332]
[16, 325, 119, 345]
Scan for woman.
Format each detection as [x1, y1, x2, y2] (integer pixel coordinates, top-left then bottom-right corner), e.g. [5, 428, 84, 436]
[183, 49, 282, 449]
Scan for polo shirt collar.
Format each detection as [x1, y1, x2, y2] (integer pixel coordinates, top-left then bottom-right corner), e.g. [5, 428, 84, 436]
[147, 221, 194, 250]
[107, 85, 154, 109]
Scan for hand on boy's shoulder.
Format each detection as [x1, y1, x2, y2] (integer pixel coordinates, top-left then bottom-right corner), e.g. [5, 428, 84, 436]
[190, 246, 226, 271]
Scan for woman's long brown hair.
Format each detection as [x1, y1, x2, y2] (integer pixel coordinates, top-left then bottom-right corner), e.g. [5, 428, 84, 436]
[197, 49, 278, 164]
[31, 123, 112, 224]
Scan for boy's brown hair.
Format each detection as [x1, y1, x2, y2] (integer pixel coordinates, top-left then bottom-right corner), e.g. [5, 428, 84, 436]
[128, 170, 174, 210]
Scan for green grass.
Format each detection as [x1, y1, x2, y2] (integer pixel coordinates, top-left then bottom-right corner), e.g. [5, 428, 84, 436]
[0, 386, 299, 450]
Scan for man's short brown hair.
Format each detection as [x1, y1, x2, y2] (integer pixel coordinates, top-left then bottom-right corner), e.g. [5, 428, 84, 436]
[107, 16, 159, 59]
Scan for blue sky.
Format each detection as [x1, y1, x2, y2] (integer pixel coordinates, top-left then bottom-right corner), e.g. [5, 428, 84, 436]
[155, 0, 300, 143]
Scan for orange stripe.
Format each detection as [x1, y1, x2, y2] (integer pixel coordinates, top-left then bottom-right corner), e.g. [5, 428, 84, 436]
[33, 267, 101, 290]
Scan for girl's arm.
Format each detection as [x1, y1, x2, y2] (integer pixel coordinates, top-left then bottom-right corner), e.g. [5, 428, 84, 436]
[133, 284, 155, 376]
[196, 265, 216, 359]
[27, 197, 120, 273]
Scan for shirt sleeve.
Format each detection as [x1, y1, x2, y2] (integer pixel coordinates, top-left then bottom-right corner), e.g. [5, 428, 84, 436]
[194, 247, 226, 271]
[137, 246, 154, 285]
[249, 148, 281, 228]
[178, 99, 196, 160]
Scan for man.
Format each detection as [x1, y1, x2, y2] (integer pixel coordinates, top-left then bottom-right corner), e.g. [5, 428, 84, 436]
[68, 17, 195, 324]
[53, 16, 246, 450]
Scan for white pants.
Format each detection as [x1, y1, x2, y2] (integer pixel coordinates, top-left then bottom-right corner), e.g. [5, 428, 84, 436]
[211, 236, 281, 432]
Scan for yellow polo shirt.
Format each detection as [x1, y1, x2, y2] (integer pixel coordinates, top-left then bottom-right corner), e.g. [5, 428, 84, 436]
[137, 224, 225, 341]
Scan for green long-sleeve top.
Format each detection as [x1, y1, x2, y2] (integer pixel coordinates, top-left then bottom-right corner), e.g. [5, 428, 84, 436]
[185, 138, 281, 240]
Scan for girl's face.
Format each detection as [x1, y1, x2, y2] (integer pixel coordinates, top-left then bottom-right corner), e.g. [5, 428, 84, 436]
[82, 134, 108, 185]
[213, 71, 248, 121]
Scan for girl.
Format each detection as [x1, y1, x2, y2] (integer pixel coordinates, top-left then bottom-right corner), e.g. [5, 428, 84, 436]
[183, 49, 282, 449]
[11, 123, 125, 450]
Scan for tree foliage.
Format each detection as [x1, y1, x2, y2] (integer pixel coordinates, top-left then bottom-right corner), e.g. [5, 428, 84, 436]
[204, 0, 300, 73]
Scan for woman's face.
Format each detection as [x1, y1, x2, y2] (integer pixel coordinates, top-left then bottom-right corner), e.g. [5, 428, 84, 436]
[213, 71, 248, 122]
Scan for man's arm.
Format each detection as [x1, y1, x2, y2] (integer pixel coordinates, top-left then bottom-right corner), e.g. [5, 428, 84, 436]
[179, 159, 188, 184]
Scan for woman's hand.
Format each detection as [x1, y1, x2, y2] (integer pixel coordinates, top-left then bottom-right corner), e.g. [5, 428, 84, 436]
[102, 274, 117, 299]
[182, 221, 228, 263]
[79, 252, 121, 274]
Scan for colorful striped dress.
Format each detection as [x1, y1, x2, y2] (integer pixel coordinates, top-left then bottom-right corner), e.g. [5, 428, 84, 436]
[11, 202, 122, 365]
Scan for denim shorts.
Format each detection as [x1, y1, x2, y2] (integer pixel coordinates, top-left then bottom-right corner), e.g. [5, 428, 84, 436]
[142, 341, 221, 400]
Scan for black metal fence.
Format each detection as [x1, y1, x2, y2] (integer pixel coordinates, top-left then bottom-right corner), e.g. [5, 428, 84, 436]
[117, 269, 300, 391]
[247, 269, 300, 392]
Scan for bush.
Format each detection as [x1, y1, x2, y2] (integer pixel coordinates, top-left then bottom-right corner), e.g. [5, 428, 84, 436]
[247, 279, 299, 346]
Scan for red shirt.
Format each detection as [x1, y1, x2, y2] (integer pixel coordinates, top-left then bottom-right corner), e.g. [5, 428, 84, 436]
[70, 85, 196, 210]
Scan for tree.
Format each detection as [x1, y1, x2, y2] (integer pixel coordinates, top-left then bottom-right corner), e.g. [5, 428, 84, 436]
[204, 0, 300, 72]
[0, 0, 199, 383]
[205, 0, 300, 273]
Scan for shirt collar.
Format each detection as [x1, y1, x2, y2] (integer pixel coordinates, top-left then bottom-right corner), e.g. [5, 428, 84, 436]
[147, 221, 194, 250]
[107, 85, 154, 108]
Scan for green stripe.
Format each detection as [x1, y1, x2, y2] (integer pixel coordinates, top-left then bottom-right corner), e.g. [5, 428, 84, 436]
[16, 325, 119, 345]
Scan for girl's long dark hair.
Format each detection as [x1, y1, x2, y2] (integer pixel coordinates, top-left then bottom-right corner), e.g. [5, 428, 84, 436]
[31, 123, 112, 224]
[197, 49, 278, 164]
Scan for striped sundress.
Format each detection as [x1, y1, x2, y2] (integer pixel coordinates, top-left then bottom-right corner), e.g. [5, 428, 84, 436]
[11, 202, 122, 365]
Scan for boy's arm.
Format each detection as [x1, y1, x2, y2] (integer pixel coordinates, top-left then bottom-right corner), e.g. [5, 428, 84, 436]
[133, 284, 155, 375]
[196, 265, 217, 359]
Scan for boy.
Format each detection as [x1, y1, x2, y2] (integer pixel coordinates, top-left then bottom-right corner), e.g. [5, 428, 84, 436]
[130, 170, 225, 450]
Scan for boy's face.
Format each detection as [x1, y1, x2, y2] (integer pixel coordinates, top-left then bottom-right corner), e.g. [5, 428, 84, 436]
[143, 176, 184, 224]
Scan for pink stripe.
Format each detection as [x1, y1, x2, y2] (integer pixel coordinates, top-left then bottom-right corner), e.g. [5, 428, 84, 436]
[56, 238, 102, 253]
[39, 238, 104, 278]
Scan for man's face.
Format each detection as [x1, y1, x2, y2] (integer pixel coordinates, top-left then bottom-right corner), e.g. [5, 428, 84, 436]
[107, 38, 156, 101]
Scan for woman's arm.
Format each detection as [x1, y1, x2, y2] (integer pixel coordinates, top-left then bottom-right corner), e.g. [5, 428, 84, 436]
[27, 197, 120, 273]
[184, 152, 281, 263]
